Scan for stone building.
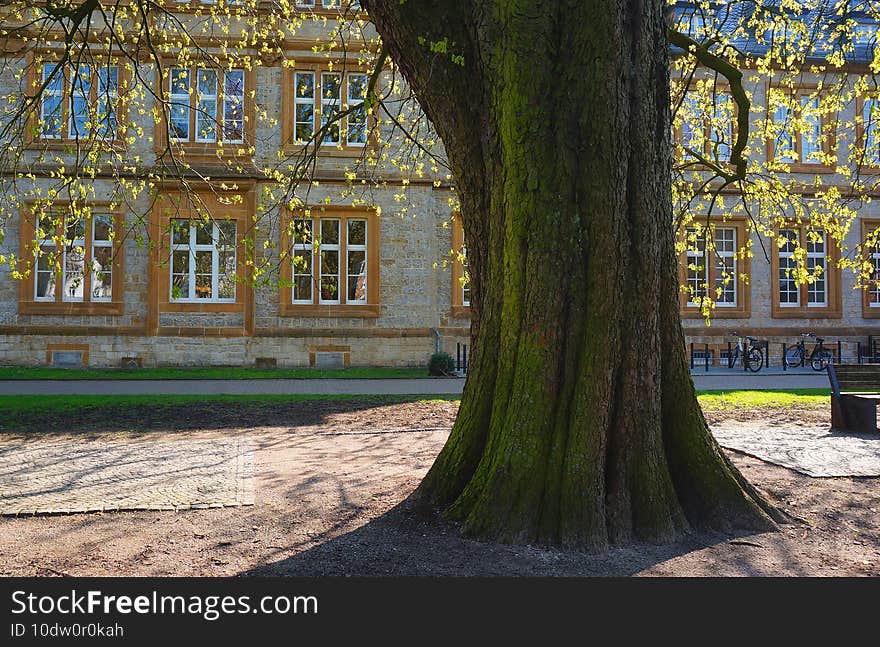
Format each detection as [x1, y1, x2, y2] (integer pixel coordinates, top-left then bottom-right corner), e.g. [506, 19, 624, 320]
[672, 1, 880, 366]
[0, 1, 877, 369]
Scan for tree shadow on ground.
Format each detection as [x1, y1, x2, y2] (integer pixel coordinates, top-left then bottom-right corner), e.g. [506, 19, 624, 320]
[239, 500, 781, 577]
[0, 396, 458, 438]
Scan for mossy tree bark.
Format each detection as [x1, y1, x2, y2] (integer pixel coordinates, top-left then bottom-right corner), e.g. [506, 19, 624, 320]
[364, 0, 783, 550]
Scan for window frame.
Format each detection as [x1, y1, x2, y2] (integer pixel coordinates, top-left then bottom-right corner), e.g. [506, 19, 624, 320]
[769, 222, 842, 319]
[27, 52, 128, 148]
[280, 62, 376, 156]
[673, 81, 738, 166]
[280, 207, 380, 317]
[169, 219, 238, 304]
[18, 203, 125, 316]
[152, 188, 252, 314]
[855, 92, 880, 172]
[677, 217, 750, 319]
[292, 0, 363, 14]
[155, 61, 255, 161]
[765, 83, 837, 173]
[862, 218, 880, 319]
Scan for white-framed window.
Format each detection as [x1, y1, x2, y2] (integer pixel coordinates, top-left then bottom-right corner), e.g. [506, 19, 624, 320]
[680, 94, 703, 159]
[294, 71, 315, 143]
[710, 93, 733, 162]
[168, 67, 245, 144]
[95, 65, 119, 138]
[806, 230, 827, 307]
[170, 220, 237, 302]
[680, 91, 733, 162]
[291, 218, 313, 304]
[39, 62, 119, 140]
[320, 72, 342, 144]
[778, 229, 800, 307]
[290, 70, 368, 147]
[685, 228, 707, 307]
[346, 218, 367, 303]
[318, 218, 341, 303]
[684, 226, 738, 307]
[222, 70, 245, 142]
[871, 238, 880, 308]
[346, 73, 368, 146]
[864, 98, 879, 165]
[68, 64, 91, 139]
[195, 69, 218, 143]
[800, 95, 822, 163]
[34, 214, 57, 301]
[61, 219, 86, 302]
[169, 68, 191, 140]
[34, 212, 115, 303]
[40, 64, 63, 139]
[91, 214, 114, 302]
[773, 104, 797, 163]
[712, 227, 737, 306]
[289, 214, 374, 307]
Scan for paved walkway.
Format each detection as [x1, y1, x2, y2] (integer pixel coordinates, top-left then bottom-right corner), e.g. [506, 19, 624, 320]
[0, 371, 828, 396]
[0, 438, 254, 515]
[712, 421, 880, 477]
[2, 420, 876, 518]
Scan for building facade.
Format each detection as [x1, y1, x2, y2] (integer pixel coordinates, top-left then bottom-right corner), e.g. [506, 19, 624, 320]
[0, 1, 877, 368]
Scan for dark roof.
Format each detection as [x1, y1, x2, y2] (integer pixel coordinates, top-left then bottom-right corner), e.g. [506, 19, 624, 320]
[672, 1, 878, 64]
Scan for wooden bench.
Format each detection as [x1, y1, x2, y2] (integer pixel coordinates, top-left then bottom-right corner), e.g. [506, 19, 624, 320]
[827, 364, 880, 434]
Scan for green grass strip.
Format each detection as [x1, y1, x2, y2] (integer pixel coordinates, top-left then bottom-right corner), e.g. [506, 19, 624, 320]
[697, 388, 828, 411]
[0, 390, 828, 416]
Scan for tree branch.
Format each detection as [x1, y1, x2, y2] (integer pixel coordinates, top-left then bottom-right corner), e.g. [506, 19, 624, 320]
[668, 28, 749, 180]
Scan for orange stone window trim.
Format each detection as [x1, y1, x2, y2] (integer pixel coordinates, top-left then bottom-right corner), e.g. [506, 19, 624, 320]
[765, 83, 837, 174]
[18, 202, 126, 316]
[280, 60, 378, 157]
[769, 222, 842, 319]
[672, 80, 739, 167]
[855, 92, 880, 173]
[154, 60, 256, 162]
[280, 206, 380, 318]
[677, 217, 751, 319]
[450, 214, 471, 318]
[862, 218, 880, 319]
[150, 188, 255, 318]
[25, 50, 131, 149]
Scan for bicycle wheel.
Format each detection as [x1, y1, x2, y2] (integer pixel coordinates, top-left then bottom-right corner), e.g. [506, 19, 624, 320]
[747, 348, 763, 372]
[811, 349, 833, 372]
[784, 345, 804, 368]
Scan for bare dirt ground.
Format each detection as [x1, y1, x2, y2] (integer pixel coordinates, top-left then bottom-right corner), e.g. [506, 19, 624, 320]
[0, 398, 878, 577]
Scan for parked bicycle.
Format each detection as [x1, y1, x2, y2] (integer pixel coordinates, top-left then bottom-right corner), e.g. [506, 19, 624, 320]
[785, 332, 833, 371]
[728, 332, 764, 372]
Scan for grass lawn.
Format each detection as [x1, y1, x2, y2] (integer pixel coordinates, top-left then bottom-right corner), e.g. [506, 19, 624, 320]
[0, 389, 828, 417]
[697, 388, 828, 411]
[0, 365, 428, 381]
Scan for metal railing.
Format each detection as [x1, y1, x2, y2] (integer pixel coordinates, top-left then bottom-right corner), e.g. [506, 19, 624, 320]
[688, 337, 880, 372]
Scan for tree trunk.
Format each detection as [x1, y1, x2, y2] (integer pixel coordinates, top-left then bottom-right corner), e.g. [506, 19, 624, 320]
[364, 0, 782, 550]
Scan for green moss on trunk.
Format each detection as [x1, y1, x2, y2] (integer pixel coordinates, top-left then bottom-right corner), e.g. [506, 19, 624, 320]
[365, 0, 779, 550]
